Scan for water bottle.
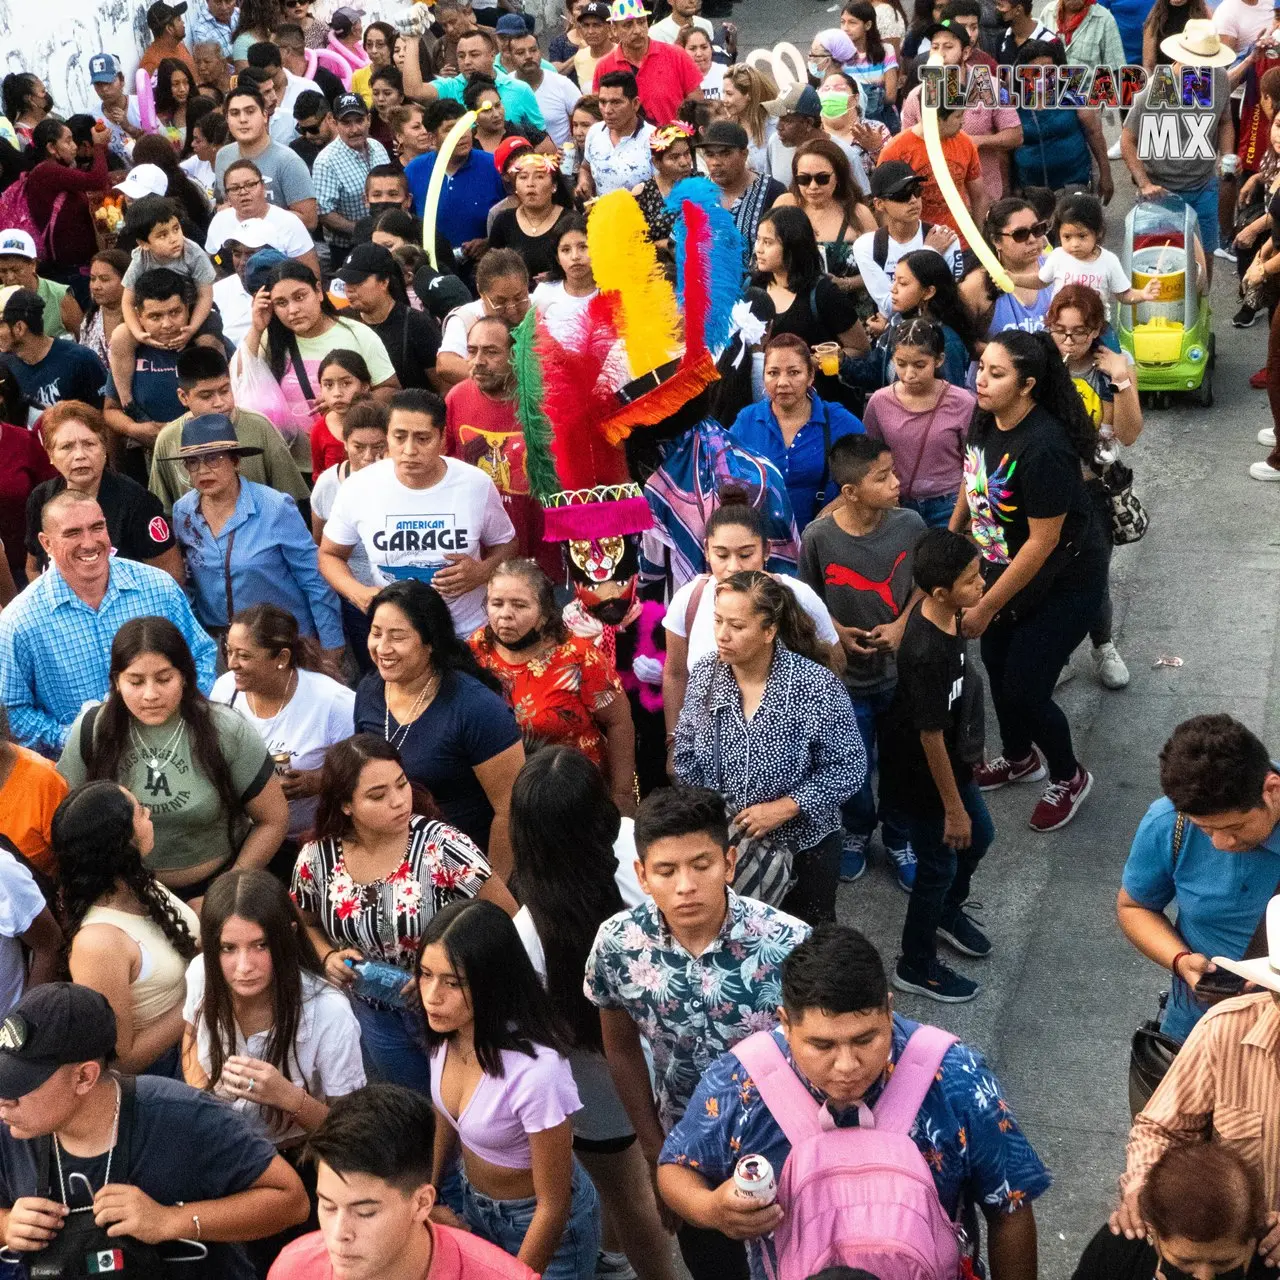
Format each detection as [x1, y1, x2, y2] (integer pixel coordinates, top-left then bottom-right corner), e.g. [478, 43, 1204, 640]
[560, 141, 577, 176]
[346, 958, 410, 1007]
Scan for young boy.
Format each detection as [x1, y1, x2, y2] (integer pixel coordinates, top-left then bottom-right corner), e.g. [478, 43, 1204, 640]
[799, 436, 925, 888]
[878, 527, 994, 1004]
[110, 194, 217, 410]
[585, 786, 810, 1280]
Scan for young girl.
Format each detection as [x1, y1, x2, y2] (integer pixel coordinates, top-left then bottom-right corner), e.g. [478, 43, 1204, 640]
[1016, 193, 1161, 320]
[863, 317, 977, 527]
[311, 350, 373, 480]
[531, 214, 597, 343]
[421, 898, 601, 1280]
[840, 2, 900, 130]
[154, 58, 196, 149]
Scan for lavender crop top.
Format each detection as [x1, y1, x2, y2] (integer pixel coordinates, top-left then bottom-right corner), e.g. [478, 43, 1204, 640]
[430, 1040, 583, 1169]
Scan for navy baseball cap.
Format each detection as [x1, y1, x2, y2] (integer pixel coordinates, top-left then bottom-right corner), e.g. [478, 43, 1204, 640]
[0, 985, 117, 1100]
[89, 54, 121, 84]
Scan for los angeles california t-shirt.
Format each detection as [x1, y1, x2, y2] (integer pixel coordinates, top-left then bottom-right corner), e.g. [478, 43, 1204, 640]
[324, 457, 517, 637]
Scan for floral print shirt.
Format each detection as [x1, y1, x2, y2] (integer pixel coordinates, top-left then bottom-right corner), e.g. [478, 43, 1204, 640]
[292, 815, 491, 971]
[659, 1018, 1052, 1279]
[584, 891, 810, 1129]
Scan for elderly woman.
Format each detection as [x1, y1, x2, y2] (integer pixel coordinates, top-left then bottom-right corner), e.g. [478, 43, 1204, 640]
[165, 414, 345, 655]
[674, 569, 865, 924]
[25, 400, 181, 582]
[469, 558, 636, 815]
[633, 123, 696, 246]
[487, 151, 575, 279]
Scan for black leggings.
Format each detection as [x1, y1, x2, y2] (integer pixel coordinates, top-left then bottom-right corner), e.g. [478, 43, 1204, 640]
[780, 829, 843, 925]
[980, 564, 1106, 782]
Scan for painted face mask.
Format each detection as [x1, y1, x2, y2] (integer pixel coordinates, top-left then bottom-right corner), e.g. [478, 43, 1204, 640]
[566, 534, 640, 624]
[819, 91, 851, 117]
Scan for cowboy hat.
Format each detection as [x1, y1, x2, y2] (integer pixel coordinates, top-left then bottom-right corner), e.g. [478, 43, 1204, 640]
[160, 413, 263, 462]
[1214, 895, 1280, 994]
[1160, 19, 1236, 68]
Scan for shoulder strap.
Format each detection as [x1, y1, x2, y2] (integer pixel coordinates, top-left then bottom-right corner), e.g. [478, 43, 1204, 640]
[873, 1024, 957, 1134]
[79, 703, 101, 771]
[872, 225, 890, 269]
[1171, 812, 1187, 869]
[732, 1031, 826, 1147]
[683, 573, 711, 639]
[818, 401, 832, 500]
[288, 340, 315, 402]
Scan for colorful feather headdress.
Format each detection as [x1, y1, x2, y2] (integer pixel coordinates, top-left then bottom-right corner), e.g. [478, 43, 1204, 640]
[511, 177, 745, 544]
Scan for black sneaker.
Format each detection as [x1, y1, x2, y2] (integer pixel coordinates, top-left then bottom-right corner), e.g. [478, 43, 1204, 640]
[938, 905, 992, 958]
[1234, 303, 1260, 328]
[893, 957, 979, 1003]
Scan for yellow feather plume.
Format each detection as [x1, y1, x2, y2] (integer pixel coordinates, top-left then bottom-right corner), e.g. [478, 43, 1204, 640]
[586, 189, 682, 380]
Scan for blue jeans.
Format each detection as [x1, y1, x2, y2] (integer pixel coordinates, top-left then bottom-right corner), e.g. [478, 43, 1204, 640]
[899, 781, 996, 968]
[901, 492, 957, 529]
[462, 1163, 601, 1280]
[351, 997, 432, 1093]
[842, 688, 911, 864]
[1151, 180, 1219, 255]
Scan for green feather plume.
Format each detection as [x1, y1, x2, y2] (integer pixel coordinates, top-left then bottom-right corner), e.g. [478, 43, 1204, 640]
[511, 309, 561, 503]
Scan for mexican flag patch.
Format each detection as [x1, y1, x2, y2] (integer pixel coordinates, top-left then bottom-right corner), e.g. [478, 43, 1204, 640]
[87, 1249, 124, 1273]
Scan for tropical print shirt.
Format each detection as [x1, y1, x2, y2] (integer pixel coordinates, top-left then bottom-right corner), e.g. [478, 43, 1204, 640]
[292, 815, 490, 971]
[584, 891, 810, 1128]
[660, 1018, 1052, 1278]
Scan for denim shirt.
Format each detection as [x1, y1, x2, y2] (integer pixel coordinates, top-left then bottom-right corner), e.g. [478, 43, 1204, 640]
[674, 645, 866, 851]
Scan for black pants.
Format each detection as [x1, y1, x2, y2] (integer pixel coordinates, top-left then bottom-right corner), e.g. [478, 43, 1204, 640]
[980, 563, 1106, 782]
[780, 829, 843, 925]
[677, 1222, 749, 1280]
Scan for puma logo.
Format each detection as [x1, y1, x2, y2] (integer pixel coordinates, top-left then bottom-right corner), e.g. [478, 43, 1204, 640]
[825, 552, 909, 614]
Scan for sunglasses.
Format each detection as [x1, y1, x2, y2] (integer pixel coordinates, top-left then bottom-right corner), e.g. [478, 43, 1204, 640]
[884, 184, 923, 201]
[296, 121, 324, 136]
[1002, 220, 1050, 242]
[796, 172, 834, 187]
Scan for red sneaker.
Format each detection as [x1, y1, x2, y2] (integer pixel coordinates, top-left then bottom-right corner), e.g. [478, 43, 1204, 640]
[972, 751, 1047, 791]
[1251, 368, 1269, 389]
[1029, 769, 1094, 832]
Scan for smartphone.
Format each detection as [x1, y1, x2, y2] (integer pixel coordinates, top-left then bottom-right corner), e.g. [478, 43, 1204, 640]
[1197, 969, 1247, 999]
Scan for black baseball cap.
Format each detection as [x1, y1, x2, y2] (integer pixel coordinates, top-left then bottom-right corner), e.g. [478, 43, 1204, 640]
[0, 288, 45, 328]
[0, 984, 117, 1100]
[870, 161, 924, 199]
[334, 92, 369, 120]
[337, 242, 398, 284]
[579, 1, 611, 19]
[923, 18, 970, 45]
[700, 120, 749, 151]
[414, 267, 474, 321]
[147, 0, 188, 33]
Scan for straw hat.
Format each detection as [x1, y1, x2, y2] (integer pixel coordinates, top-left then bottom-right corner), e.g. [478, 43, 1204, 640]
[1159, 19, 1236, 68]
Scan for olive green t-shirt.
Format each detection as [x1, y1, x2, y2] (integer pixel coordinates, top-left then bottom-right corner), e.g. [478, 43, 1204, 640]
[58, 703, 274, 872]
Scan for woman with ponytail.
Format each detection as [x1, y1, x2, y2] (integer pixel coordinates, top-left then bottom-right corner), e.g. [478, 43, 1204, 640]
[950, 328, 1108, 834]
[53, 780, 200, 1075]
[673, 569, 865, 924]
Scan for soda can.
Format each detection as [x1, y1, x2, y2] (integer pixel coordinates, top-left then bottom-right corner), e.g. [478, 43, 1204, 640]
[1222, 153, 1240, 176]
[733, 1155, 777, 1205]
[271, 752, 292, 775]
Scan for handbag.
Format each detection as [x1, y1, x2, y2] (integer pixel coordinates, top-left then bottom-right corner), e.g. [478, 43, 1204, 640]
[713, 707, 795, 907]
[1094, 448, 1149, 546]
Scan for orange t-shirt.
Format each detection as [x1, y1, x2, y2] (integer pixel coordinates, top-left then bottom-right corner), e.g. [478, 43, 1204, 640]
[877, 129, 982, 246]
[0, 747, 68, 876]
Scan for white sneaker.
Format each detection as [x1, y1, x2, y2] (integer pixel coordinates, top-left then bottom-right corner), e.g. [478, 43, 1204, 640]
[1259, 427, 1277, 447]
[1250, 460, 1280, 481]
[1106, 137, 1122, 159]
[1092, 642, 1130, 689]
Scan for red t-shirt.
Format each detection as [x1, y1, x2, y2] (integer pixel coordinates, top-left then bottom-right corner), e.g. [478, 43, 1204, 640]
[0, 422, 55, 582]
[877, 128, 982, 245]
[592, 38, 702, 126]
[310, 413, 346, 481]
[267, 1226, 539, 1280]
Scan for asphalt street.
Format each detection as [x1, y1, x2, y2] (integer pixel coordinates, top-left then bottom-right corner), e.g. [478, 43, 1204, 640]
[725, 0, 1280, 1271]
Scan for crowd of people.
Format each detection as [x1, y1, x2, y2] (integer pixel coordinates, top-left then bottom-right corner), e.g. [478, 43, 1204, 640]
[0, 0, 1277, 1276]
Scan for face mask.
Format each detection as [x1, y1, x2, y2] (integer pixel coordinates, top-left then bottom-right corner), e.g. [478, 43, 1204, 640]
[807, 59, 826, 78]
[819, 91, 851, 118]
[495, 624, 543, 651]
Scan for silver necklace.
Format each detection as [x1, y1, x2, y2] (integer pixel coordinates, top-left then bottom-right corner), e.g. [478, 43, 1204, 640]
[53, 1077, 120, 1212]
[130, 717, 186, 771]
[383, 674, 439, 750]
[246, 669, 297, 729]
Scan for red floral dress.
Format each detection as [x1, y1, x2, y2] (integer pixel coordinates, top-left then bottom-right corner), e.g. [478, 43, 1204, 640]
[468, 630, 623, 772]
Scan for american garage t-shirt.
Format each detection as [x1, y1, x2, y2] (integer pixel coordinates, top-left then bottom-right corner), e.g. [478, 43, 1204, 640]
[324, 457, 516, 638]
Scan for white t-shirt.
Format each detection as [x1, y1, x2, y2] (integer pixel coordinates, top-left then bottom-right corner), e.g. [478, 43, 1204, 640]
[699, 63, 726, 100]
[182, 961, 366, 1144]
[531, 281, 597, 344]
[313, 462, 376, 587]
[649, 14, 714, 42]
[528, 69, 582, 146]
[211, 667, 355, 837]
[852, 224, 962, 317]
[1212, 0, 1273, 50]
[663, 573, 839, 671]
[0, 849, 47, 1017]
[323, 457, 517, 637]
[205, 204, 314, 259]
[181, 155, 216, 202]
[1038, 244, 1130, 319]
[439, 299, 487, 361]
[212, 274, 254, 348]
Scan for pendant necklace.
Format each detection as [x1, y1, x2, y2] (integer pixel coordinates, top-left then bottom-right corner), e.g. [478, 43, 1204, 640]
[130, 717, 186, 771]
[384, 673, 440, 750]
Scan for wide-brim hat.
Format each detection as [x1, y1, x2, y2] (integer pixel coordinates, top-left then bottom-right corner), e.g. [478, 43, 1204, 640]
[1215, 896, 1280, 993]
[160, 412, 263, 462]
[1160, 19, 1236, 68]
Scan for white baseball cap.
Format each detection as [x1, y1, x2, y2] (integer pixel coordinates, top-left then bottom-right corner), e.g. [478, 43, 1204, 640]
[223, 217, 281, 251]
[0, 230, 37, 260]
[114, 164, 169, 200]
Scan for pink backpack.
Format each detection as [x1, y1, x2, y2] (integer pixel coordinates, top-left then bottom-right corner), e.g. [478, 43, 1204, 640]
[733, 1026, 963, 1280]
[0, 174, 66, 258]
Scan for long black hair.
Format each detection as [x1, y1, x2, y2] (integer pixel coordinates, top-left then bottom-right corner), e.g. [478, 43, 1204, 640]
[2, 73, 46, 124]
[978, 329, 1096, 464]
[132, 133, 214, 235]
[369, 580, 504, 695]
[198, 868, 325, 1127]
[264, 260, 362, 384]
[509, 749, 624, 1052]
[897, 249, 980, 354]
[756, 205, 824, 295]
[154, 57, 195, 118]
[52, 780, 198, 960]
[87, 617, 242, 849]
[418, 898, 570, 1076]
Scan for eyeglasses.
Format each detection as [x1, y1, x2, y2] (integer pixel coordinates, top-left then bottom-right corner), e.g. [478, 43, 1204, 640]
[1049, 325, 1093, 341]
[795, 172, 833, 187]
[182, 451, 233, 472]
[225, 180, 263, 196]
[295, 121, 324, 136]
[1001, 220, 1050, 243]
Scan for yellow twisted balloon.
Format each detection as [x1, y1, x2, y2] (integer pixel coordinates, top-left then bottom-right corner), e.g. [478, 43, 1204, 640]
[422, 104, 491, 269]
[920, 53, 1015, 293]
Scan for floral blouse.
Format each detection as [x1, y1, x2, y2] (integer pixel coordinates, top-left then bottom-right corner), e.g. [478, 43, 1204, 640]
[468, 629, 623, 772]
[292, 815, 490, 970]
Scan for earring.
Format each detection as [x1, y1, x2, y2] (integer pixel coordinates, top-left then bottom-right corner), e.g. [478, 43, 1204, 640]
[277, 664, 284, 669]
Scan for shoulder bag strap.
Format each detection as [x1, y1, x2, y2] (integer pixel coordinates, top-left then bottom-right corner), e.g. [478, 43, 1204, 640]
[1171, 812, 1186, 869]
[817, 399, 832, 503]
[79, 702, 101, 771]
[713, 704, 723, 790]
[901, 384, 947, 498]
[873, 1024, 957, 1134]
[684, 573, 711, 640]
[732, 1031, 826, 1147]
[872, 225, 890, 270]
[223, 527, 238, 628]
[288, 341, 315, 402]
